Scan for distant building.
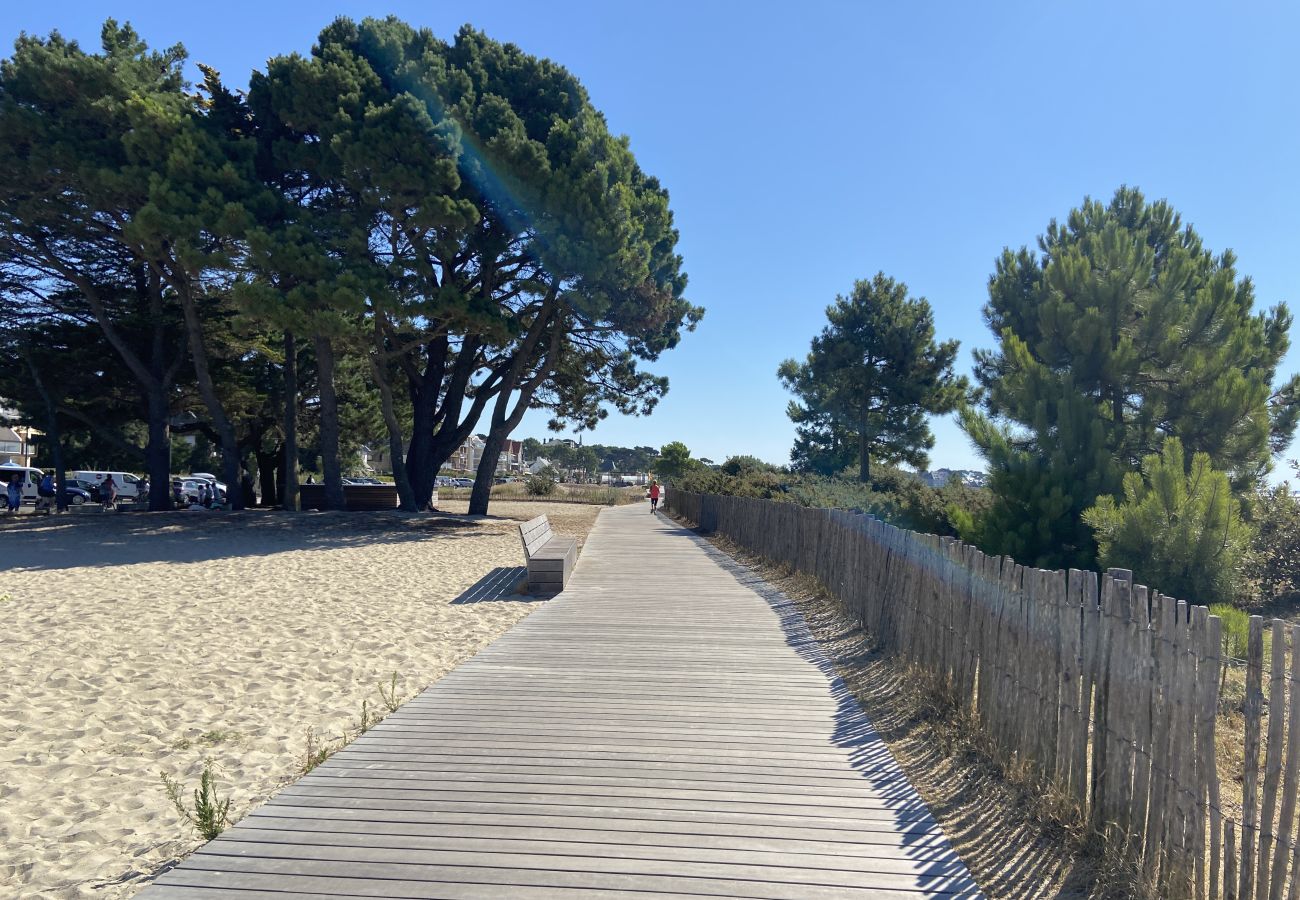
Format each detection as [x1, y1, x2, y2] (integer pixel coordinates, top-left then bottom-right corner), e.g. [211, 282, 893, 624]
[492, 438, 525, 474]
[0, 405, 38, 467]
[915, 468, 989, 489]
[449, 435, 485, 473]
[364, 435, 524, 475]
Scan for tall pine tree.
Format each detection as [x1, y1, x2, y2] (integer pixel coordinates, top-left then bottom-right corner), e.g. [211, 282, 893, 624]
[779, 273, 966, 483]
[965, 187, 1300, 568]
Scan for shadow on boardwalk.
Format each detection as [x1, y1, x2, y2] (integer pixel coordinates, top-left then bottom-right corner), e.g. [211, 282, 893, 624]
[663, 512, 980, 894]
[681, 512, 1109, 898]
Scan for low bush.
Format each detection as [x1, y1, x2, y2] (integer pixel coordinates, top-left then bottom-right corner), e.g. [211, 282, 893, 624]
[676, 464, 990, 537]
[1083, 438, 1253, 607]
[1240, 481, 1300, 608]
[524, 474, 556, 496]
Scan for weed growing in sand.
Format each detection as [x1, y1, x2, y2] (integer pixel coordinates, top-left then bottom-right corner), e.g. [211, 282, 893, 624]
[0, 593, 10, 603]
[301, 726, 334, 774]
[349, 700, 374, 741]
[379, 672, 404, 712]
[161, 760, 232, 842]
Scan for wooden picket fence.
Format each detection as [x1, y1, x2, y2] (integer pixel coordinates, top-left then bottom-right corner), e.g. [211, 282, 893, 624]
[668, 490, 1296, 899]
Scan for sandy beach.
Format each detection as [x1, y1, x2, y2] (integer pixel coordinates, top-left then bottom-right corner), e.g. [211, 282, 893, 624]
[0, 500, 603, 898]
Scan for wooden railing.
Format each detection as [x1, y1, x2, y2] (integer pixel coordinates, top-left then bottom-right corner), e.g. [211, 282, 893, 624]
[669, 490, 1291, 900]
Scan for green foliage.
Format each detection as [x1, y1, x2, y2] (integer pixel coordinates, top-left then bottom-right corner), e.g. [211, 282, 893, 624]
[678, 464, 990, 537]
[779, 273, 967, 482]
[161, 760, 232, 842]
[1083, 438, 1253, 606]
[378, 672, 404, 713]
[1241, 479, 1300, 606]
[300, 726, 334, 775]
[720, 455, 776, 476]
[968, 187, 1299, 569]
[652, 441, 699, 483]
[525, 474, 557, 496]
[1209, 603, 1251, 661]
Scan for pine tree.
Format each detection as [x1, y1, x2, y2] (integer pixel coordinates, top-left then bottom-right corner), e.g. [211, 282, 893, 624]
[1083, 437, 1252, 605]
[966, 187, 1299, 567]
[779, 273, 967, 483]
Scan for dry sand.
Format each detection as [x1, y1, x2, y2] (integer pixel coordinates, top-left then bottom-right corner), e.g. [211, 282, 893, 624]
[0, 500, 602, 898]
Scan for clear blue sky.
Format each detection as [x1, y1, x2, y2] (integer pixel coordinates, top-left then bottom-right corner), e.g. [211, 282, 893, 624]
[9, 1, 1300, 477]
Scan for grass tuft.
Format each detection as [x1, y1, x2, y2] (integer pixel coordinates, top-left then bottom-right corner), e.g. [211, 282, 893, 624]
[379, 672, 403, 713]
[161, 759, 232, 842]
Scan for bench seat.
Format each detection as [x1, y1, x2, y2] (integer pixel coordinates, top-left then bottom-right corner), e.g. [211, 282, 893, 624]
[518, 515, 578, 594]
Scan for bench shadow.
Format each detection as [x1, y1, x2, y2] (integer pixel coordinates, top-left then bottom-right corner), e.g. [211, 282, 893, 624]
[450, 566, 537, 605]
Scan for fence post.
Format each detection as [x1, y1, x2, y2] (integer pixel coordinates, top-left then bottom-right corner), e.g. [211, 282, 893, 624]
[1241, 616, 1265, 900]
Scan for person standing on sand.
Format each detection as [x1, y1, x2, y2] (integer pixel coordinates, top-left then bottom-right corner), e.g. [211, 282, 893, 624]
[102, 474, 117, 511]
[648, 480, 660, 512]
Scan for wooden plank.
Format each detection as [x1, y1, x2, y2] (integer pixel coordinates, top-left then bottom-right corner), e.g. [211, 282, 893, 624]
[1242, 616, 1265, 899]
[1267, 623, 1300, 900]
[1258, 620, 1288, 900]
[139, 504, 975, 899]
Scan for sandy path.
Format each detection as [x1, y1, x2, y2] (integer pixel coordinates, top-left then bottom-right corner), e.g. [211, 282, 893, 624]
[0, 502, 602, 898]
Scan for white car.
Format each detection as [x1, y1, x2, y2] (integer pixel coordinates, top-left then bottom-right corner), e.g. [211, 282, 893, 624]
[187, 473, 227, 501]
[73, 470, 144, 501]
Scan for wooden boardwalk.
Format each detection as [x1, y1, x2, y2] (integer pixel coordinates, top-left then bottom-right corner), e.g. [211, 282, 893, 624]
[143, 505, 980, 898]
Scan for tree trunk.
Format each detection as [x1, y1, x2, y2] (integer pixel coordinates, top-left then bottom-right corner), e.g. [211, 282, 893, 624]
[469, 432, 504, 516]
[858, 428, 871, 484]
[370, 322, 418, 511]
[313, 333, 346, 511]
[144, 385, 173, 510]
[468, 318, 561, 516]
[177, 288, 242, 509]
[405, 376, 437, 509]
[23, 347, 66, 511]
[256, 447, 279, 507]
[282, 331, 299, 511]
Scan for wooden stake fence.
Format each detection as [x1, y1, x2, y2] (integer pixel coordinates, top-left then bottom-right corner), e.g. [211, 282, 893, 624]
[668, 490, 1285, 899]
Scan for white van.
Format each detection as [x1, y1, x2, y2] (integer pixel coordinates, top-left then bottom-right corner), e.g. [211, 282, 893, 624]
[73, 471, 144, 501]
[0, 465, 43, 505]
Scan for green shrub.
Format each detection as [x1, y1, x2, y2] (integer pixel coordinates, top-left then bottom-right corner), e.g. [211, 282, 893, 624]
[1240, 483, 1300, 607]
[524, 474, 556, 496]
[1209, 603, 1250, 661]
[1083, 437, 1253, 606]
[677, 464, 990, 537]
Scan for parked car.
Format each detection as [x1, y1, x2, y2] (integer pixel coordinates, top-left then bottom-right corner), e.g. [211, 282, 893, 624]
[0, 465, 43, 506]
[171, 477, 212, 505]
[452, 478, 474, 488]
[62, 484, 92, 506]
[72, 470, 144, 501]
[68, 478, 102, 503]
[186, 473, 227, 502]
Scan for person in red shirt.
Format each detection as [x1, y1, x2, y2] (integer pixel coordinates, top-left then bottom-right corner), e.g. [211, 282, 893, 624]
[648, 480, 661, 512]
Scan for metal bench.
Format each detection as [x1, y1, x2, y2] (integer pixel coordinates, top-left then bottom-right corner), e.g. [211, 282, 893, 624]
[518, 514, 577, 595]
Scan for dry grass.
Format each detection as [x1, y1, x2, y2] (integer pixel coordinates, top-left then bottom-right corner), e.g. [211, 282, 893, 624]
[437, 483, 643, 506]
[698, 528, 1154, 900]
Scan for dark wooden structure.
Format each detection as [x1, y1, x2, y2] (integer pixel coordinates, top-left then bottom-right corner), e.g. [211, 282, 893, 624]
[298, 483, 399, 511]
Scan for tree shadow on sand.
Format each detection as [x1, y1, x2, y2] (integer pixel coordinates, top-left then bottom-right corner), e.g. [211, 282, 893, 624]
[1, 510, 496, 571]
